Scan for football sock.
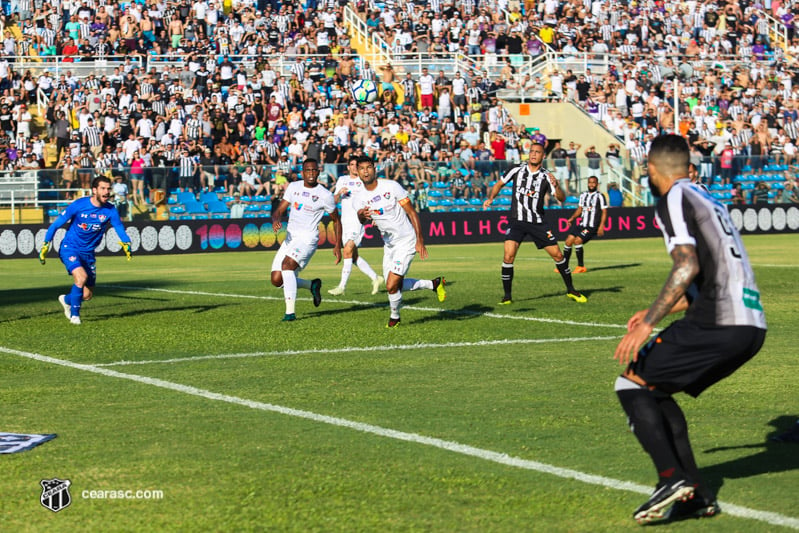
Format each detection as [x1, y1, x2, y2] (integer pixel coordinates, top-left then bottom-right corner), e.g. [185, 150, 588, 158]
[658, 396, 714, 500]
[575, 245, 584, 267]
[555, 258, 575, 292]
[69, 284, 83, 317]
[296, 277, 311, 290]
[563, 245, 572, 265]
[356, 257, 378, 281]
[338, 258, 353, 288]
[403, 278, 433, 291]
[388, 290, 402, 319]
[616, 377, 685, 484]
[501, 263, 514, 298]
[282, 270, 297, 314]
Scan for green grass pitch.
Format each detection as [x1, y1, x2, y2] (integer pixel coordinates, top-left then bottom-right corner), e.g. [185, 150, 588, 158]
[1, 235, 798, 531]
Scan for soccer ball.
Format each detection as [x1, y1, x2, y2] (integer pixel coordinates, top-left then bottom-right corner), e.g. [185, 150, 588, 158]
[351, 79, 378, 106]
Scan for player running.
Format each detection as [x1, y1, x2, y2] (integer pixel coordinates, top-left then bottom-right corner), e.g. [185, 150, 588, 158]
[39, 176, 132, 325]
[328, 155, 383, 296]
[351, 155, 446, 328]
[271, 158, 342, 322]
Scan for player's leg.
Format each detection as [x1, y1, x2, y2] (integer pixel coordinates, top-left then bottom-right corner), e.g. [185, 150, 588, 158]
[573, 234, 587, 272]
[386, 271, 404, 328]
[383, 239, 418, 327]
[330, 240, 356, 295]
[352, 246, 381, 292]
[562, 234, 575, 267]
[500, 238, 520, 304]
[542, 242, 585, 302]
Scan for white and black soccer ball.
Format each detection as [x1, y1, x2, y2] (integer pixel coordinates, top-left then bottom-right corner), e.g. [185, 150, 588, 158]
[351, 79, 378, 106]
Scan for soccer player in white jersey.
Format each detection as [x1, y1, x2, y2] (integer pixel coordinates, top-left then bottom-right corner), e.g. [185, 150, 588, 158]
[271, 159, 342, 322]
[328, 155, 384, 296]
[351, 155, 446, 328]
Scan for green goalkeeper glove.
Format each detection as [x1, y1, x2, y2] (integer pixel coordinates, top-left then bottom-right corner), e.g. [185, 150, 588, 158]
[39, 241, 50, 265]
[119, 241, 132, 261]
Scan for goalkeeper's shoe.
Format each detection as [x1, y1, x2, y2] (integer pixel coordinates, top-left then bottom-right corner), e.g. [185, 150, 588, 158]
[432, 276, 446, 302]
[633, 479, 694, 525]
[39, 241, 51, 265]
[327, 285, 345, 296]
[567, 290, 587, 303]
[70, 316, 82, 325]
[310, 278, 322, 307]
[119, 241, 132, 260]
[58, 295, 71, 319]
[386, 317, 401, 328]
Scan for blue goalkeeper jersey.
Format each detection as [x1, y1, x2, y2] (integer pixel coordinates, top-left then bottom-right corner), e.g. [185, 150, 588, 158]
[44, 197, 130, 254]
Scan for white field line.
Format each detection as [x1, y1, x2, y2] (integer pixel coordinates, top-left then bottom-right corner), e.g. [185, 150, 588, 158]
[1, 345, 797, 530]
[102, 285, 627, 329]
[95, 336, 620, 367]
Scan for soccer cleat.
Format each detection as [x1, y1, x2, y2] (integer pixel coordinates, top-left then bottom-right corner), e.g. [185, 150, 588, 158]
[573, 266, 587, 273]
[633, 479, 695, 524]
[666, 497, 720, 521]
[281, 313, 296, 322]
[58, 295, 71, 319]
[310, 278, 322, 307]
[432, 276, 446, 302]
[498, 297, 512, 305]
[553, 267, 560, 273]
[69, 316, 81, 325]
[386, 317, 401, 328]
[371, 275, 384, 295]
[327, 285, 345, 296]
[769, 424, 799, 443]
[567, 290, 587, 303]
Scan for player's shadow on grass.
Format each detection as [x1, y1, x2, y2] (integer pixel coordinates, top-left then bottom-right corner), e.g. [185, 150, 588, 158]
[303, 296, 431, 320]
[584, 262, 642, 272]
[407, 304, 494, 324]
[100, 303, 232, 319]
[508, 286, 625, 310]
[697, 415, 799, 497]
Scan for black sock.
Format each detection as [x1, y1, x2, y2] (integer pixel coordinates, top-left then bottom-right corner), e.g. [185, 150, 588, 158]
[575, 245, 584, 267]
[658, 396, 714, 501]
[617, 388, 685, 484]
[563, 245, 572, 266]
[555, 258, 575, 292]
[501, 262, 514, 299]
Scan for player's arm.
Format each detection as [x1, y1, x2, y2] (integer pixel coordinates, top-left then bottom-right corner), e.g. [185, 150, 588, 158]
[271, 198, 290, 232]
[40, 202, 78, 263]
[614, 244, 699, 365]
[329, 208, 342, 264]
[597, 204, 608, 236]
[566, 206, 582, 227]
[401, 197, 428, 260]
[547, 172, 566, 202]
[482, 179, 506, 209]
[109, 208, 133, 260]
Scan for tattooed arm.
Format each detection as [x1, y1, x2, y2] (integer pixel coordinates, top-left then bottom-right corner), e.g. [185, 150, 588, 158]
[614, 244, 700, 365]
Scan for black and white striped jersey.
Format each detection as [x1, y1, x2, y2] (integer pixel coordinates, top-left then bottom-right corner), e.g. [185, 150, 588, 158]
[655, 180, 766, 329]
[500, 163, 555, 224]
[577, 190, 608, 230]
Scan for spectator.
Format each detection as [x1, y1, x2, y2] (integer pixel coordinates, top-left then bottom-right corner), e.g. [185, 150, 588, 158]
[608, 182, 624, 207]
[751, 182, 770, 204]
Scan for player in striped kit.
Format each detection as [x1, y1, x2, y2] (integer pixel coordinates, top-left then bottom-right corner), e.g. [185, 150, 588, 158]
[614, 135, 767, 524]
[328, 156, 383, 296]
[560, 176, 608, 273]
[483, 140, 586, 304]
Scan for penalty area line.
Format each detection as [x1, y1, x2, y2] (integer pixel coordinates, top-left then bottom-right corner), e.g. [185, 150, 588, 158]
[94, 335, 621, 367]
[1, 346, 797, 530]
[102, 284, 626, 329]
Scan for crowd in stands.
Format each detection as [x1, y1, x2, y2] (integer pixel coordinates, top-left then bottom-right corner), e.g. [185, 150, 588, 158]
[0, 0, 797, 213]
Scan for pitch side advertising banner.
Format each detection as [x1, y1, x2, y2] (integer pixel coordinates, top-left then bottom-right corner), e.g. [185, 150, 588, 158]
[1, 205, 797, 259]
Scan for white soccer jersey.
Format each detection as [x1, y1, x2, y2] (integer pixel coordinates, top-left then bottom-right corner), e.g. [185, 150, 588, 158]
[334, 174, 367, 241]
[351, 179, 414, 244]
[283, 181, 336, 239]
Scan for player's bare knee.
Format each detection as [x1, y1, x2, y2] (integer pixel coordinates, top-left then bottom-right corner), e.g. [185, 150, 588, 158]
[270, 271, 283, 287]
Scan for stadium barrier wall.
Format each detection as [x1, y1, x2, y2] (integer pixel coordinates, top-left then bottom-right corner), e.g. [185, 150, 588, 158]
[1, 205, 797, 259]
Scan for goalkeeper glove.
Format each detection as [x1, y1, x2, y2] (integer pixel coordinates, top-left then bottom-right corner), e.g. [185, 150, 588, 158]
[39, 241, 50, 265]
[119, 241, 132, 261]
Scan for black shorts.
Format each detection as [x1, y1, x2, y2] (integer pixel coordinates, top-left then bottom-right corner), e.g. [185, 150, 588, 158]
[629, 321, 766, 397]
[568, 225, 598, 244]
[505, 220, 558, 249]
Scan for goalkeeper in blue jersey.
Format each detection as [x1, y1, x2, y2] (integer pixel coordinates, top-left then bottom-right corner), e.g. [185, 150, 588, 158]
[40, 176, 132, 325]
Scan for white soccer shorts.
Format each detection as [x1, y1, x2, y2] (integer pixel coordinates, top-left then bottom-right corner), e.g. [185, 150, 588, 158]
[271, 232, 318, 271]
[382, 234, 417, 279]
[341, 221, 365, 247]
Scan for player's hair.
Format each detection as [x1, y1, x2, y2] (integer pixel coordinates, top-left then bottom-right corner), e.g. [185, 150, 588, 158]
[357, 155, 375, 166]
[91, 176, 111, 189]
[302, 158, 318, 167]
[648, 134, 690, 176]
[348, 154, 360, 164]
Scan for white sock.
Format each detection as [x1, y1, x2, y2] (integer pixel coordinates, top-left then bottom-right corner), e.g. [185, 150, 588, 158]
[339, 258, 353, 287]
[282, 270, 297, 314]
[297, 277, 311, 290]
[356, 256, 378, 281]
[403, 278, 433, 291]
[388, 291, 402, 319]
